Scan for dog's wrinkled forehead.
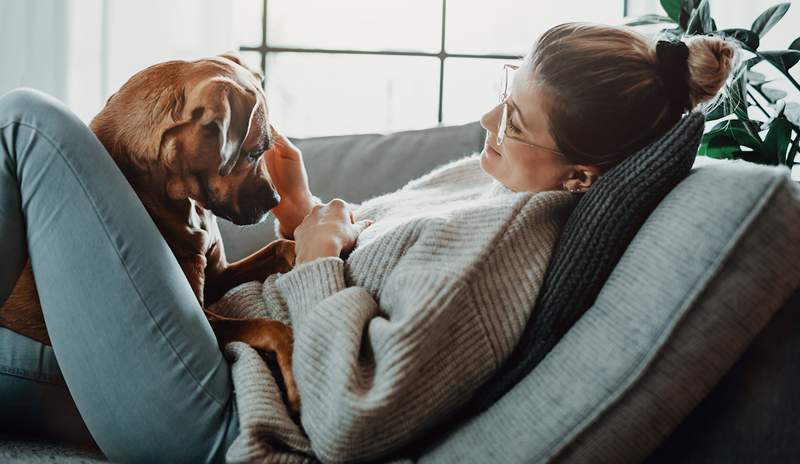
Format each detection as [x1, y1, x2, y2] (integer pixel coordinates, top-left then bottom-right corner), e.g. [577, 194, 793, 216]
[182, 55, 272, 173]
[89, 54, 272, 173]
[209, 54, 264, 86]
[194, 56, 262, 89]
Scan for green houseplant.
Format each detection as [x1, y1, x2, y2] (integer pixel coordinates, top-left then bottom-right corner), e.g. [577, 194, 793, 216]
[627, 0, 800, 169]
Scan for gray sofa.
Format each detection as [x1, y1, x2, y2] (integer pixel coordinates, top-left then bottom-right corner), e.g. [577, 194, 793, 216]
[2, 121, 798, 463]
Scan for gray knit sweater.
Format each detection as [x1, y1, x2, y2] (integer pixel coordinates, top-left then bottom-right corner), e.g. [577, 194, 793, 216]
[211, 154, 578, 463]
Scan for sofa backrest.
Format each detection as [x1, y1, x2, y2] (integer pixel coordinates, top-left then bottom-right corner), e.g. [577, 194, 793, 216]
[219, 122, 485, 261]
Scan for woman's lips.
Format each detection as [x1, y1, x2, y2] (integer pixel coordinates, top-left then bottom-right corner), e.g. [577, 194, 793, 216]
[485, 143, 502, 158]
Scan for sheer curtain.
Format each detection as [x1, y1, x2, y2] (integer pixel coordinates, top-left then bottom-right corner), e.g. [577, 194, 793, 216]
[1, 0, 237, 122]
[0, 0, 69, 106]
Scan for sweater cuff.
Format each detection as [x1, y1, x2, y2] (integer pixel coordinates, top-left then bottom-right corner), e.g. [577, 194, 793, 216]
[275, 256, 347, 324]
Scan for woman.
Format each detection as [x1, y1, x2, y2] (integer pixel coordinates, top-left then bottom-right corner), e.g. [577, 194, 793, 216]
[0, 23, 734, 463]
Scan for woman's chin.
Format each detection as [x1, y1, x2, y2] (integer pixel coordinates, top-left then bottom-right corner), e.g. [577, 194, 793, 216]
[480, 146, 499, 165]
[479, 149, 502, 181]
[479, 148, 493, 171]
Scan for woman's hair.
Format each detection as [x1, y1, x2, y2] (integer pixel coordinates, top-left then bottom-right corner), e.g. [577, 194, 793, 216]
[529, 22, 737, 169]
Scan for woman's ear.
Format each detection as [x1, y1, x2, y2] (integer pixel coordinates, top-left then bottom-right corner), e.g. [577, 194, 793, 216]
[563, 164, 601, 191]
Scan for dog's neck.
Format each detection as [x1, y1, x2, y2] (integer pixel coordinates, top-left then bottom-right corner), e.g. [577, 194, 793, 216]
[110, 150, 214, 258]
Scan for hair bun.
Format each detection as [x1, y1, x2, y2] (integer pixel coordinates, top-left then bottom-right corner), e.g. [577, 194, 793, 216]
[684, 35, 737, 108]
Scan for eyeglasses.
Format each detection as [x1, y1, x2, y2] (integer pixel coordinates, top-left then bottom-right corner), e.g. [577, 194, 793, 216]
[497, 63, 563, 156]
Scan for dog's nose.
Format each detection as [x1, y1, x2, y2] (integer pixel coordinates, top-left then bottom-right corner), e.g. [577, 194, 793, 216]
[271, 189, 281, 204]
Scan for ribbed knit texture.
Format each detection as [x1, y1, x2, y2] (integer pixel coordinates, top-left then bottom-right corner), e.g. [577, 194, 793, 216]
[210, 155, 578, 463]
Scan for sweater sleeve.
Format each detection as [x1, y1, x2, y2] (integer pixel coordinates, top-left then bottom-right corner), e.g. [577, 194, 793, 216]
[274, 257, 496, 463]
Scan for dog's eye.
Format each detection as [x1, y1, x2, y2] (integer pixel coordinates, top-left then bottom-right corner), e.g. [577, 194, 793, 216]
[247, 151, 262, 162]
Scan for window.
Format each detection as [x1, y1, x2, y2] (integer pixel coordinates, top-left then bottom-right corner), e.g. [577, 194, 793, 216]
[235, 0, 624, 137]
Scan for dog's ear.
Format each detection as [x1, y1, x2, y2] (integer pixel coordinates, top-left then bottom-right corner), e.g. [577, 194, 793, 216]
[162, 80, 258, 175]
[218, 53, 243, 66]
[218, 52, 265, 85]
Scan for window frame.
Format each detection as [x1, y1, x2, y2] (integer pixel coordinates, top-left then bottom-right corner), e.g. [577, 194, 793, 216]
[239, 0, 630, 124]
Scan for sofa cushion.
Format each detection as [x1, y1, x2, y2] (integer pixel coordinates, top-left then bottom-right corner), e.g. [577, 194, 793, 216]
[218, 122, 485, 261]
[646, 288, 800, 463]
[466, 112, 704, 416]
[417, 158, 800, 463]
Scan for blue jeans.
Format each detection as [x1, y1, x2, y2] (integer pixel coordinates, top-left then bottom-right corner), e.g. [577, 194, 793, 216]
[0, 89, 239, 463]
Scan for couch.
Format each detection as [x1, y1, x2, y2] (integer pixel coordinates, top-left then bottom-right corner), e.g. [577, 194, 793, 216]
[2, 121, 798, 463]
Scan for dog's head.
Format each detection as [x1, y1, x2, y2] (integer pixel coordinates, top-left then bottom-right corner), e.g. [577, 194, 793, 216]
[91, 53, 278, 225]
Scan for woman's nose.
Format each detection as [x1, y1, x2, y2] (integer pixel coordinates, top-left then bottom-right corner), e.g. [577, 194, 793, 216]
[480, 102, 501, 132]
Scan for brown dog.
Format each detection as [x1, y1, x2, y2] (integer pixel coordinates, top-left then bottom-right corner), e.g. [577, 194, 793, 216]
[0, 54, 300, 411]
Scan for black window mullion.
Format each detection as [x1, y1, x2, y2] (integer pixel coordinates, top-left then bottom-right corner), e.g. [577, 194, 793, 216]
[437, 0, 447, 124]
[239, 0, 628, 128]
[261, 0, 268, 80]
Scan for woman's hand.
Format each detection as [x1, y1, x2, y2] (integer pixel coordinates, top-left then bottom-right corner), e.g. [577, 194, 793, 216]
[265, 126, 319, 238]
[294, 199, 372, 264]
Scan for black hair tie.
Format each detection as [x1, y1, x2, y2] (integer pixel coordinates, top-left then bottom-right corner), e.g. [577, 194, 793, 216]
[656, 39, 691, 112]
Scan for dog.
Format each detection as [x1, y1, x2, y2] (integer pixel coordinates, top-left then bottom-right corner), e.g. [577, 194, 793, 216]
[0, 54, 300, 412]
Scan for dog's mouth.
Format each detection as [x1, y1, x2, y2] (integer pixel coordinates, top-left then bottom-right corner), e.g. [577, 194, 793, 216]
[212, 192, 279, 226]
[194, 170, 279, 225]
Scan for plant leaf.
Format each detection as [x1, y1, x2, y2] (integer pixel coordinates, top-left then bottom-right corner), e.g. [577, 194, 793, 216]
[705, 119, 763, 150]
[751, 3, 791, 38]
[679, 0, 702, 30]
[741, 149, 777, 165]
[715, 28, 760, 51]
[624, 14, 677, 26]
[686, 0, 712, 34]
[660, 0, 682, 23]
[707, 68, 749, 121]
[758, 50, 800, 73]
[662, 27, 685, 41]
[761, 86, 788, 103]
[747, 70, 767, 84]
[763, 116, 793, 164]
[785, 102, 800, 126]
[746, 56, 764, 69]
[787, 132, 799, 166]
[790, 36, 800, 50]
[698, 133, 742, 159]
[705, 103, 731, 121]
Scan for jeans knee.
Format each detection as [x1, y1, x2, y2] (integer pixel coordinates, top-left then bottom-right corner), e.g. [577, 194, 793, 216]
[0, 88, 78, 131]
[0, 88, 50, 119]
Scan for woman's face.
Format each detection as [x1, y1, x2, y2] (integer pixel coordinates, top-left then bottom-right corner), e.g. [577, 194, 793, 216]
[479, 62, 596, 193]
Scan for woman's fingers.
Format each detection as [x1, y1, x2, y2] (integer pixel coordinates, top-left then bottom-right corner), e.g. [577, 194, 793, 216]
[293, 200, 373, 263]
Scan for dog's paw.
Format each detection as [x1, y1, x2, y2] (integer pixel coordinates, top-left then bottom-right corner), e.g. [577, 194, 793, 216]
[285, 376, 301, 415]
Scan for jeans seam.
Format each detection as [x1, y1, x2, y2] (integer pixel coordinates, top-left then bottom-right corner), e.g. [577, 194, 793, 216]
[0, 365, 67, 387]
[4, 120, 228, 408]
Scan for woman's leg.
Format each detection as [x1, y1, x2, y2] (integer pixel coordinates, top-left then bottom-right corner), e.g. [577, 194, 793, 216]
[0, 327, 94, 446]
[0, 89, 239, 463]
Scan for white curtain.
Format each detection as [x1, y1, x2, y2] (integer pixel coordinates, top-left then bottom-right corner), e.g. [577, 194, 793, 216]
[0, 0, 69, 104]
[1, 0, 237, 122]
